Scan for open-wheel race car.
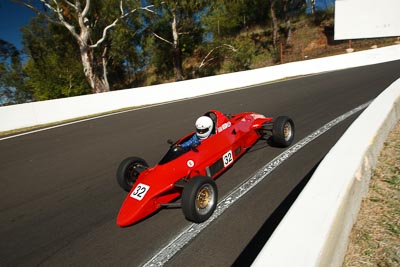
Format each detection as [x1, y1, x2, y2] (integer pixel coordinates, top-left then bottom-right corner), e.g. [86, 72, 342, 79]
[116, 110, 294, 227]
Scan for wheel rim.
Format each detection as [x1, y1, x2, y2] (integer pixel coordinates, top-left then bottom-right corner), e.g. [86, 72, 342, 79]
[195, 184, 215, 215]
[283, 122, 293, 141]
[125, 163, 142, 187]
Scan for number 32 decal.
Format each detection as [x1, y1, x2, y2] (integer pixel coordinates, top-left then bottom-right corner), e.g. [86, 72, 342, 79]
[130, 183, 150, 201]
[223, 150, 234, 167]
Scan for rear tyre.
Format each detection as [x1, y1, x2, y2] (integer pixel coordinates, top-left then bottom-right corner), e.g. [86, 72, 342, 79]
[271, 116, 295, 147]
[116, 157, 148, 192]
[182, 176, 218, 223]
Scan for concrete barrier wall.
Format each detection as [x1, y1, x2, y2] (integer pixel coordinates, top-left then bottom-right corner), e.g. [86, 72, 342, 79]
[1, 45, 399, 133]
[252, 78, 400, 267]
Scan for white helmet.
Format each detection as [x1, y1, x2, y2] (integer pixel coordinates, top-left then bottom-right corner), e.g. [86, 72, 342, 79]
[195, 116, 213, 140]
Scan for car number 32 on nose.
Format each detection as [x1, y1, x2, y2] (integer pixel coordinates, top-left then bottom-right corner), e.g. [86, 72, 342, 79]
[130, 183, 150, 201]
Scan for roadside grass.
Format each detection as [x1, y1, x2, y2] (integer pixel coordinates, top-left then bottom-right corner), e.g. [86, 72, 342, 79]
[343, 122, 400, 266]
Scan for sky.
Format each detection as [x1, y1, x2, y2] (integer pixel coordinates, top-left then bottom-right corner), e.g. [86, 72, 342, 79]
[0, 0, 37, 50]
[0, 0, 335, 52]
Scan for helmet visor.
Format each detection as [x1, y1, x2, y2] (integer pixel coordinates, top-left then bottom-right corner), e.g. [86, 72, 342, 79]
[196, 127, 210, 134]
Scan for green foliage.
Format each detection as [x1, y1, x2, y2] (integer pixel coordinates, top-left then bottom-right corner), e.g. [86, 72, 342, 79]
[202, 3, 241, 38]
[143, 0, 205, 80]
[85, 0, 144, 90]
[223, 37, 257, 72]
[12, 0, 329, 103]
[202, 0, 271, 38]
[19, 0, 149, 98]
[312, 8, 334, 26]
[190, 42, 226, 77]
[0, 39, 31, 105]
[22, 15, 90, 101]
[146, 15, 175, 80]
[109, 14, 146, 88]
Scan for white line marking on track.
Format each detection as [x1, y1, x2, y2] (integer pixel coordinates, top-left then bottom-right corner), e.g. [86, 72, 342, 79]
[0, 107, 147, 141]
[142, 101, 372, 267]
[0, 74, 316, 141]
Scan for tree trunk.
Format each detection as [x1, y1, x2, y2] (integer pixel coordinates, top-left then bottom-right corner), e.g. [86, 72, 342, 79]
[79, 45, 109, 93]
[16, 0, 154, 94]
[282, 0, 292, 45]
[76, 0, 109, 93]
[311, 0, 316, 14]
[286, 20, 292, 45]
[78, 13, 110, 94]
[101, 46, 110, 92]
[171, 12, 184, 81]
[269, 0, 279, 48]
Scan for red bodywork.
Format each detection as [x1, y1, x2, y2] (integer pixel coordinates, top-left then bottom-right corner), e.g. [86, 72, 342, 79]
[117, 110, 272, 227]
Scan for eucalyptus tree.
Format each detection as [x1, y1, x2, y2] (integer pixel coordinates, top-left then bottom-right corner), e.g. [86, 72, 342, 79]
[145, 0, 206, 81]
[14, 0, 154, 93]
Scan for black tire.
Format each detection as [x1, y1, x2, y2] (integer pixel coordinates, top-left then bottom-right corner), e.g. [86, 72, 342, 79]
[181, 176, 218, 223]
[271, 116, 295, 147]
[116, 157, 149, 192]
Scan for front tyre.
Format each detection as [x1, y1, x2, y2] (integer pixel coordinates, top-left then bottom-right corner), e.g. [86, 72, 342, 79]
[116, 157, 149, 192]
[182, 176, 218, 223]
[271, 116, 295, 147]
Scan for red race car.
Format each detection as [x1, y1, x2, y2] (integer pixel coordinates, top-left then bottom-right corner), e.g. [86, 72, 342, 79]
[116, 110, 294, 227]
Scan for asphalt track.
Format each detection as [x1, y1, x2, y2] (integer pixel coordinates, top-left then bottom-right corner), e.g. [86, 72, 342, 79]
[1, 60, 399, 267]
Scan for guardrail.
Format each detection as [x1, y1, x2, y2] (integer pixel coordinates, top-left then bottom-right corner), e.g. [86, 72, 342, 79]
[252, 78, 400, 267]
[1, 45, 399, 133]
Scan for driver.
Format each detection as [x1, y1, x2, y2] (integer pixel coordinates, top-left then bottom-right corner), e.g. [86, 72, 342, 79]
[180, 116, 214, 149]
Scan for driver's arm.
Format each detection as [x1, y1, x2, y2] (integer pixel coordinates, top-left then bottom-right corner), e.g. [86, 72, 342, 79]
[180, 134, 200, 149]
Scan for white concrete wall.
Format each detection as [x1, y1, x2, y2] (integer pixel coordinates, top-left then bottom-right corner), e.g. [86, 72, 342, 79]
[1, 44, 400, 133]
[252, 78, 400, 267]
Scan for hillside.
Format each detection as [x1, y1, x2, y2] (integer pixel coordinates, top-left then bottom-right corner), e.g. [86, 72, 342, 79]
[177, 12, 399, 82]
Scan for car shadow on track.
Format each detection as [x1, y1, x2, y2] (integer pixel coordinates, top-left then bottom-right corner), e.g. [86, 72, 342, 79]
[231, 160, 322, 267]
[247, 136, 295, 154]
